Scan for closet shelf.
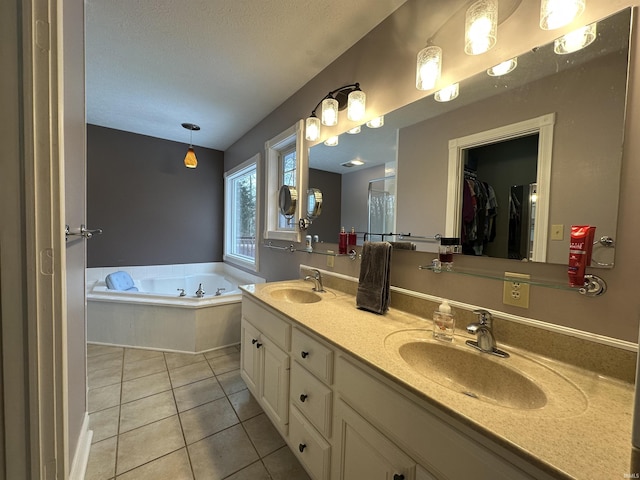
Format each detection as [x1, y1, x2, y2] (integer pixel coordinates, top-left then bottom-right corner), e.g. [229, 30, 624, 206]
[417, 262, 606, 297]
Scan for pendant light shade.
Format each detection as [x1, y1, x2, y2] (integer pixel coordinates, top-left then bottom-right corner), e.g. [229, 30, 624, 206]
[324, 135, 339, 147]
[181, 123, 200, 169]
[487, 57, 518, 76]
[465, 0, 498, 55]
[416, 46, 442, 91]
[540, 0, 585, 30]
[347, 89, 366, 121]
[434, 83, 459, 102]
[305, 115, 321, 141]
[554, 22, 597, 54]
[321, 97, 339, 126]
[366, 116, 384, 129]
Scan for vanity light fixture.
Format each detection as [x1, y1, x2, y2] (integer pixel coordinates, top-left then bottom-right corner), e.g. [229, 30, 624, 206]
[324, 135, 339, 147]
[366, 116, 384, 129]
[347, 126, 361, 134]
[554, 22, 597, 54]
[305, 83, 365, 141]
[434, 83, 459, 102]
[416, 45, 443, 91]
[181, 122, 200, 169]
[465, 0, 498, 55]
[487, 57, 518, 76]
[540, 0, 585, 30]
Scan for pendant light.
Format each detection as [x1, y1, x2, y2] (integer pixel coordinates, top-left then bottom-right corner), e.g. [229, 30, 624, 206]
[465, 0, 498, 55]
[181, 123, 200, 169]
[416, 45, 442, 91]
[366, 116, 384, 129]
[540, 0, 585, 30]
[487, 57, 518, 76]
[434, 83, 459, 102]
[554, 22, 597, 54]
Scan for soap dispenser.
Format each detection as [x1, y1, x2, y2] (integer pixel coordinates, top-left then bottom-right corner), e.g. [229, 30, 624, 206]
[433, 300, 455, 342]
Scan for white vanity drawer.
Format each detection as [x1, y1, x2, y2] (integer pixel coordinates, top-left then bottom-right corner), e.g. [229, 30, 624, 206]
[292, 327, 333, 384]
[290, 361, 332, 437]
[242, 296, 291, 351]
[289, 405, 331, 480]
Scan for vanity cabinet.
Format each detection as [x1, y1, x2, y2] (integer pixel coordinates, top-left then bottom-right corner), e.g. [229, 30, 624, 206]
[240, 297, 290, 434]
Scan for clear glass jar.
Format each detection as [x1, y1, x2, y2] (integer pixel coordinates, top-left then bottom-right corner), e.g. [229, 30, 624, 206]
[438, 237, 461, 271]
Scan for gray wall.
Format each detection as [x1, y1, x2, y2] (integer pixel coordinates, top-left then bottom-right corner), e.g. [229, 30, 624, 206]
[87, 125, 224, 267]
[224, 0, 640, 342]
[307, 168, 342, 243]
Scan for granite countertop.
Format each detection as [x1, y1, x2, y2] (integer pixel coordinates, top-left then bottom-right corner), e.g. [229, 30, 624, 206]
[240, 280, 635, 480]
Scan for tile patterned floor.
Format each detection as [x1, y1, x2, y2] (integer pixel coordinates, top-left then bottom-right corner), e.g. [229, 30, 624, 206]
[86, 344, 311, 480]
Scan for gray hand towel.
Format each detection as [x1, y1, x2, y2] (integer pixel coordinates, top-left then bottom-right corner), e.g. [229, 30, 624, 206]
[356, 241, 392, 314]
[389, 241, 416, 250]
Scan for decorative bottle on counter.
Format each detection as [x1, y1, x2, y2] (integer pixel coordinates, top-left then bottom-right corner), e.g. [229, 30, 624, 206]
[339, 226, 347, 254]
[348, 227, 357, 249]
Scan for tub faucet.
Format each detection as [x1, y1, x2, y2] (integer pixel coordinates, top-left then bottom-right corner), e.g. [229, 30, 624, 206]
[215, 287, 225, 296]
[177, 288, 186, 297]
[303, 269, 324, 292]
[465, 310, 509, 358]
[195, 284, 205, 298]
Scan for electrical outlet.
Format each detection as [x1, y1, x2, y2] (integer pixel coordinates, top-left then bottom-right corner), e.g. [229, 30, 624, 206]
[551, 224, 564, 241]
[503, 272, 530, 308]
[326, 250, 335, 267]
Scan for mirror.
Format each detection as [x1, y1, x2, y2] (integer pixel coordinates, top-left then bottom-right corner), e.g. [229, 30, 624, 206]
[278, 185, 297, 218]
[308, 8, 630, 266]
[307, 188, 323, 220]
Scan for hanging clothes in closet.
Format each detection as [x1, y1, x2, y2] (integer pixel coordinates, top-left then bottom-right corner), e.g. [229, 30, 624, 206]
[461, 169, 498, 255]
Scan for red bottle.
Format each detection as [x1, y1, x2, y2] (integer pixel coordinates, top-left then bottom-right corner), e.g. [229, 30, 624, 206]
[339, 227, 347, 254]
[348, 227, 357, 249]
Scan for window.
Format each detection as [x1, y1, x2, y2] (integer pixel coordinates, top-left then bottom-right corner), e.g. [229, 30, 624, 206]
[264, 120, 307, 242]
[224, 154, 259, 270]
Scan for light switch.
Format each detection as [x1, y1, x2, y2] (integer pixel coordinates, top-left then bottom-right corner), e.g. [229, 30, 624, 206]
[551, 224, 564, 241]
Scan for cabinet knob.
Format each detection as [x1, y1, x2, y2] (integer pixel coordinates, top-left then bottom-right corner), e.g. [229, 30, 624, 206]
[299, 443, 306, 453]
[255, 342, 262, 348]
[301, 351, 309, 359]
[251, 339, 258, 344]
[393, 475, 405, 480]
[299, 394, 308, 402]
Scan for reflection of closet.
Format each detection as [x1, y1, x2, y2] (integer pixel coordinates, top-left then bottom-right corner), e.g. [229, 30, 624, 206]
[461, 169, 497, 256]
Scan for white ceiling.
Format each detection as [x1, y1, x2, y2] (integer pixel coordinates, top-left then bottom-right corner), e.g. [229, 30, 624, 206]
[85, 0, 408, 151]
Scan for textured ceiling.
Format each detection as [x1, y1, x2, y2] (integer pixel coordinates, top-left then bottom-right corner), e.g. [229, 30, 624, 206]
[85, 0, 408, 151]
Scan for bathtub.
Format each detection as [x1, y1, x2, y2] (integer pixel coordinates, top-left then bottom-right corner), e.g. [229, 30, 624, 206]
[87, 263, 264, 353]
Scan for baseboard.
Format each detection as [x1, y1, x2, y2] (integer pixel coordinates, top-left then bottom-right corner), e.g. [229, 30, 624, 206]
[69, 413, 93, 480]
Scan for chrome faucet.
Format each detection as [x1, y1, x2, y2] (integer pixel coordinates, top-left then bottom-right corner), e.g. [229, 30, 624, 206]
[303, 269, 325, 292]
[465, 310, 509, 358]
[177, 288, 186, 297]
[215, 287, 225, 296]
[195, 283, 205, 298]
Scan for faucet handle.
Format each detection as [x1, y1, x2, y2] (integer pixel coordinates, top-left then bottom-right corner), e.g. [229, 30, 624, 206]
[472, 309, 492, 326]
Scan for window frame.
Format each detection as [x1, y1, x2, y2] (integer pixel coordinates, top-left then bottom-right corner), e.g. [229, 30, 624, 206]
[264, 120, 307, 242]
[224, 153, 260, 271]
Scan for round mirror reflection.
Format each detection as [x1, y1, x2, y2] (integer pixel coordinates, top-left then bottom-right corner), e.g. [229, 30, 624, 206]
[307, 188, 323, 220]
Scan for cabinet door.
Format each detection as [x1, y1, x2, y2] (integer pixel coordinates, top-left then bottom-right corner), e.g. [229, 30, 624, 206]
[333, 400, 416, 480]
[260, 336, 290, 432]
[240, 319, 261, 394]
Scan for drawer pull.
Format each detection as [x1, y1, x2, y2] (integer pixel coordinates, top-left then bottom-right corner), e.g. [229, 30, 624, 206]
[251, 339, 258, 344]
[301, 351, 309, 359]
[299, 443, 306, 453]
[299, 394, 308, 402]
[393, 475, 405, 480]
[255, 342, 263, 348]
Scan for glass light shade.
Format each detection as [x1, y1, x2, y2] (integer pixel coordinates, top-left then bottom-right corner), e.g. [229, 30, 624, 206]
[184, 147, 197, 169]
[347, 90, 366, 121]
[305, 116, 321, 141]
[366, 116, 384, 128]
[347, 126, 361, 134]
[540, 0, 585, 30]
[324, 135, 339, 147]
[416, 46, 442, 91]
[465, 0, 498, 55]
[321, 97, 339, 126]
[554, 23, 597, 54]
[487, 57, 518, 76]
[434, 83, 459, 102]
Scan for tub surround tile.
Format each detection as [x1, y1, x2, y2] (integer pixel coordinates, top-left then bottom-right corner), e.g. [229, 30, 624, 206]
[119, 390, 177, 433]
[173, 377, 226, 412]
[115, 448, 193, 480]
[121, 370, 172, 403]
[179, 397, 239, 445]
[89, 406, 120, 443]
[168, 361, 214, 388]
[242, 413, 286, 457]
[164, 352, 206, 370]
[262, 446, 311, 480]
[88, 383, 122, 413]
[116, 415, 185, 475]
[187, 424, 259, 480]
[85, 436, 117, 480]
